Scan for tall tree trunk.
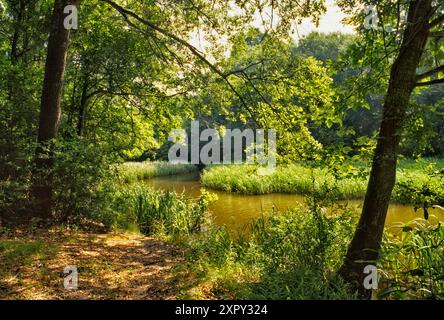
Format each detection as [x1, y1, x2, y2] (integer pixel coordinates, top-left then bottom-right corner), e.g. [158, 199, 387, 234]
[30, 0, 77, 219]
[339, 0, 433, 298]
[10, 0, 25, 64]
[77, 75, 89, 136]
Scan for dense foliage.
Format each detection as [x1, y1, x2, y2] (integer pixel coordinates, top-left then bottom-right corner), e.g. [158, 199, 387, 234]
[1, 0, 443, 300]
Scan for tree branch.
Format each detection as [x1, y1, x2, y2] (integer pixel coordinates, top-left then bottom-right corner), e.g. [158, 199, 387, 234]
[416, 65, 444, 80]
[430, 14, 444, 29]
[101, 0, 260, 125]
[429, 31, 444, 38]
[224, 60, 267, 77]
[415, 78, 444, 87]
[101, 0, 219, 77]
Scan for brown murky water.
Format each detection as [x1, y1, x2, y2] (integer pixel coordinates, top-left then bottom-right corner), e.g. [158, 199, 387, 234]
[141, 172, 443, 233]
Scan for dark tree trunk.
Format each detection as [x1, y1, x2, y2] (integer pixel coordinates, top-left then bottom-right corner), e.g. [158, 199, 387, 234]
[30, 0, 77, 219]
[10, 0, 25, 64]
[77, 76, 89, 136]
[339, 0, 433, 298]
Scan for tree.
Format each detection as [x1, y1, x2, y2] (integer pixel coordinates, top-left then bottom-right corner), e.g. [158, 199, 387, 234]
[97, 1, 335, 159]
[26, 0, 327, 219]
[31, 0, 79, 218]
[336, 0, 444, 297]
[293, 31, 353, 65]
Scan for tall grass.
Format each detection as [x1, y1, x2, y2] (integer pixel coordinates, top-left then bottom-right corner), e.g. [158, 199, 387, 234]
[379, 220, 444, 299]
[202, 164, 367, 197]
[178, 204, 359, 300]
[394, 159, 444, 206]
[111, 159, 444, 300]
[113, 185, 214, 238]
[201, 159, 444, 205]
[109, 181, 444, 300]
[175, 204, 444, 300]
[118, 161, 198, 183]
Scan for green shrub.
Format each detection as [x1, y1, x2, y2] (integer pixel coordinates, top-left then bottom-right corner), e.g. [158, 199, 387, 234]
[181, 204, 359, 299]
[0, 180, 29, 221]
[394, 162, 444, 208]
[52, 138, 117, 226]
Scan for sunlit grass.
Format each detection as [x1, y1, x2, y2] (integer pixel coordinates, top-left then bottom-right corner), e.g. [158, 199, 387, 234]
[112, 185, 215, 238]
[118, 161, 198, 182]
[201, 158, 444, 204]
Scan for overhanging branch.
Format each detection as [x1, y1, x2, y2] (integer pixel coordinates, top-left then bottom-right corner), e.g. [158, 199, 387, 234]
[416, 65, 444, 80]
[430, 14, 444, 29]
[429, 31, 444, 38]
[415, 78, 444, 87]
[101, 0, 260, 125]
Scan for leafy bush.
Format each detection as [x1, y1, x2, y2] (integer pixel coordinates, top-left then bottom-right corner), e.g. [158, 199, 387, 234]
[245, 206, 357, 299]
[52, 138, 117, 226]
[0, 180, 29, 222]
[1, 137, 118, 226]
[394, 162, 444, 209]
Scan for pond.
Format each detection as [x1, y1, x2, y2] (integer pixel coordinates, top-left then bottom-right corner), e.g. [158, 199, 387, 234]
[141, 172, 443, 233]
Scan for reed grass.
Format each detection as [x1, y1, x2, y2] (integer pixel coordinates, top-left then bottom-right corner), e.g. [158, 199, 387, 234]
[379, 220, 444, 299]
[118, 186, 215, 237]
[178, 205, 359, 299]
[201, 159, 444, 204]
[118, 161, 198, 183]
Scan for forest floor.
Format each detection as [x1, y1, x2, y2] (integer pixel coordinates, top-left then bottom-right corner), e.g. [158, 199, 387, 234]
[0, 227, 185, 299]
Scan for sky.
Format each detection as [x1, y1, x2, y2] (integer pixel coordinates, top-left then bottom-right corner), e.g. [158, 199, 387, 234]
[295, 0, 355, 39]
[189, 0, 354, 57]
[246, 0, 355, 42]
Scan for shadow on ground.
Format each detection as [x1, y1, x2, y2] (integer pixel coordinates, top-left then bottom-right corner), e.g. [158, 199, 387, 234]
[0, 229, 184, 299]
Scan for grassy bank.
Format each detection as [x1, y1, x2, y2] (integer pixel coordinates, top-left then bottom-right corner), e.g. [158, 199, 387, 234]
[110, 184, 216, 238]
[118, 161, 198, 183]
[2, 182, 443, 299]
[113, 184, 443, 299]
[109, 183, 358, 299]
[175, 205, 359, 299]
[201, 159, 444, 205]
[176, 213, 443, 300]
[0, 184, 210, 299]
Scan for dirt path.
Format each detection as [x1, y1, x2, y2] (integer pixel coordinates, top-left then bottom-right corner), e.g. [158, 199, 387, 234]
[0, 229, 184, 299]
